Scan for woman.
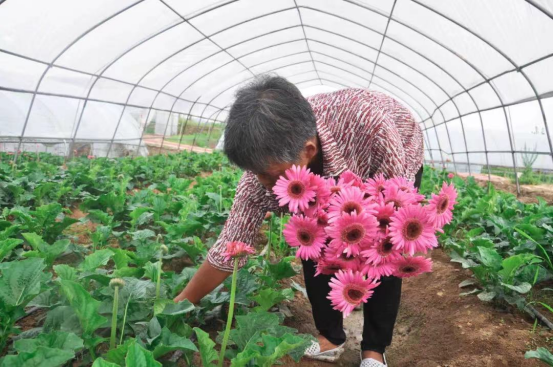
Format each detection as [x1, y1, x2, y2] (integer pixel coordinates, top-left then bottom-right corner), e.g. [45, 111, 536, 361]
[174, 74, 424, 367]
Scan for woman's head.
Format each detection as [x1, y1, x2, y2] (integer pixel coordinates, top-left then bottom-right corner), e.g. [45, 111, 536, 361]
[224, 74, 318, 189]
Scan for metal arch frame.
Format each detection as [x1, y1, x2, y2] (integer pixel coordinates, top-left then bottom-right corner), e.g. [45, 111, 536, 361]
[0, 47, 224, 110]
[368, 0, 397, 90]
[413, 0, 553, 164]
[335, 0, 525, 192]
[191, 43, 458, 170]
[157, 2, 552, 176]
[2, 0, 551, 185]
[293, 0, 322, 86]
[11, 0, 145, 164]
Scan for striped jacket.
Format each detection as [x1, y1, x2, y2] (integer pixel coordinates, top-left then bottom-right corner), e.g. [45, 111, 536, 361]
[207, 88, 424, 272]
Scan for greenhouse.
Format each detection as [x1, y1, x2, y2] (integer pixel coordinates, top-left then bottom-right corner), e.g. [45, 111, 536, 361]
[0, 0, 552, 367]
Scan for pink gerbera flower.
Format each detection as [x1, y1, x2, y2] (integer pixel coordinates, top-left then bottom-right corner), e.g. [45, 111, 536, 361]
[328, 270, 380, 317]
[382, 185, 417, 209]
[448, 173, 455, 179]
[315, 209, 329, 229]
[388, 177, 415, 193]
[222, 241, 255, 262]
[324, 246, 364, 272]
[426, 182, 458, 229]
[315, 257, 343, 276]
[340, 170, 363, 187]
[273, 165, 316, 213]
[326, 177, 351, 195]
[326, 211, 379, 257]
[393, 256, 433, 278]
[364, 174, 387, 197]
[304, 175, 331, 217]
[362, 262, 395, 280]
[373, 201, 395, 231]
[389, 205, 437, 255]
[361, 231, 403, 266]
[283, 215, 326, 260]
[328, 186, 376, 222]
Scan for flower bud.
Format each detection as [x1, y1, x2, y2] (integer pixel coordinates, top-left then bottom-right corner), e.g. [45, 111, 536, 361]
[110, 278, 126, 289]
[160, 244, 169, 254]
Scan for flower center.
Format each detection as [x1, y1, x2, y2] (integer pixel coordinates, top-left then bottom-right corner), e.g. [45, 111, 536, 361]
[287, 181, 305, 198]
[378, 240, 394, 256]
[341, 224, 365, 244]
[317, 215, 328, 227]
[400, 265, 417, 273]
[330, 186, 341, 194]
[344, 286, 366, 304]
[297, 230, 313, 246]
[342, 201, 362, 215]
[385, 198, 402, 210]
[403, 219, 422, 241]
[378, 217, 390, 229]
[437, 196, 449, 214]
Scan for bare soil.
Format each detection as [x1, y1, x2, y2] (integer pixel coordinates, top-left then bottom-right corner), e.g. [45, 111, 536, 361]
[281, 248, 552, 367]
[456, 173, 553, 205]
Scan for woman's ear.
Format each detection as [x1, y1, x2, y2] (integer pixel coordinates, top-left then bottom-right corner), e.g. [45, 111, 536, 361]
[302, 137, 318, 162]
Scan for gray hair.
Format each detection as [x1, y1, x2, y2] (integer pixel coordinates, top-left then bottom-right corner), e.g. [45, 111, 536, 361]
[223, 74, 317, 174]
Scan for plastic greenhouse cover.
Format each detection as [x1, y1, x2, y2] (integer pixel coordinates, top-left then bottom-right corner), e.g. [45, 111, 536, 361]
[0, 0, 551, 173]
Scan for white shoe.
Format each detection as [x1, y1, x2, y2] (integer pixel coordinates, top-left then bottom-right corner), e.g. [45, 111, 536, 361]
[360, 352, 387, 367]
[304, 340, 345, 362]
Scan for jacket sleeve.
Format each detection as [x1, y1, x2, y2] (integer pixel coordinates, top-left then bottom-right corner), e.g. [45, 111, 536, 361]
[206, 171, 268, 272]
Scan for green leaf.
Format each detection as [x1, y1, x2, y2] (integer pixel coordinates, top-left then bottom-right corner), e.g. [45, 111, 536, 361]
[193, 327, 218, 367]
[152, 327, 197, 358]
[0, 258, 49, 307]
[229, 312, 280, 351]
[501, 282, 532, 294]
[105, 338, 135, 366]
[22, 233, 70, 266]
[498, 254, 541, 283]
[525, 347, 553, 366]
[458, 279, 476, 288]
[92, 358, 121, 367]
[59, 280, 108, 338]
[1, 347, 75, 367]
[251, 288, 294, 312]
[79, 249, 113, 272]
[14, 331, 83, 353]
[477, 246, 503, 271]
[231, 333, 308, 367]
[125, 341, 162, 367]
[156, 299, 195, 316]
[53, 264, 77, 281]
[267, 259, 297, 281]
[0, 238, 23, 261]
[477, 291, 496, 302]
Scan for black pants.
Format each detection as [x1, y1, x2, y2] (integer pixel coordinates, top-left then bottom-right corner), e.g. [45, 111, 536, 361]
[301, 166, 423, 354]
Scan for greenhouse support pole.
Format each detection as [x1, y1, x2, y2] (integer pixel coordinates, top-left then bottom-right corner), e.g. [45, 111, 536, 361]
[177, 96, 202, 151]
[205, 108, 227, 152]
[192, 107, 223, 151]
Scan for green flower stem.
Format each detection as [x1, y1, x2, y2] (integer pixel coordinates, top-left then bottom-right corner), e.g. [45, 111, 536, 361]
[110, 285, 119, 350]
[156, 254, 162, 299]
[119, 292, 132, 346]
[218, 259, 239, 367]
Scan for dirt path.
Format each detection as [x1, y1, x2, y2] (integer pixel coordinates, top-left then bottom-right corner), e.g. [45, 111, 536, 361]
[456, 172, 553, 205]
[282, 248, 552, 367]
[142, 134, 213, 154]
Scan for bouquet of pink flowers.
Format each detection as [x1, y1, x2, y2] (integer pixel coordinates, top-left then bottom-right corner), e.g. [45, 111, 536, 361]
[273, 166, 457, 316]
